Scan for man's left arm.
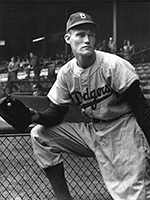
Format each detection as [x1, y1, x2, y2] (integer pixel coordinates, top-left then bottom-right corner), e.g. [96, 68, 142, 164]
[122, 80, 150, 144]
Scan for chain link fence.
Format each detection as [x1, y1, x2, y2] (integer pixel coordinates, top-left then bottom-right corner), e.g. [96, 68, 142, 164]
[0, 132, 112, 200]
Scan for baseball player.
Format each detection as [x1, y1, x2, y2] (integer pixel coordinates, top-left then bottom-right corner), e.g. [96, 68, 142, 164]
[30, 12, 150, 200]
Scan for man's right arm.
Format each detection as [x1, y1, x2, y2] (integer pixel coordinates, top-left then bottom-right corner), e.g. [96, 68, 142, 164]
[30, 101, 69, 127]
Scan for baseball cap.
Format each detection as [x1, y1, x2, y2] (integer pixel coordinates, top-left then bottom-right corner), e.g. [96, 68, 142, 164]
[66, 12, 99, 32]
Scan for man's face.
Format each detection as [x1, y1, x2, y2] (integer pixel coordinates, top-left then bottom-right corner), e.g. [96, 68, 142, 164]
[65, 25, 96, 57]
[30, 53, 33, 58]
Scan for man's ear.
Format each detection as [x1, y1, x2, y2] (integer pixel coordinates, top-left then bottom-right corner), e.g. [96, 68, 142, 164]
[64, 33, 71, 44]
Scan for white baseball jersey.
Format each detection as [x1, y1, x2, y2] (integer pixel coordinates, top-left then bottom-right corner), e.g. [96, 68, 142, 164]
[48, 50, 139, 120]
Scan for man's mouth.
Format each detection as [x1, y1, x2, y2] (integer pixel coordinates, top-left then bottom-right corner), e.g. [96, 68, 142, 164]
[82, 46, 91, 49]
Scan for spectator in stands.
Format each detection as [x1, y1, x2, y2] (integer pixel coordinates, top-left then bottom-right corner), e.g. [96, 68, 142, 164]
[32, 83, 44, 96]
[97, 40, 109, 52]
[108, 37, 116, 54]
[29, 52, 41, 81]
[122, 39, 135, 61]
[7, 56, 20, 82]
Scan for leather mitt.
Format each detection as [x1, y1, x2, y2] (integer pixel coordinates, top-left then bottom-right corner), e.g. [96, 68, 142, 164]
[0, 95, 31, 132]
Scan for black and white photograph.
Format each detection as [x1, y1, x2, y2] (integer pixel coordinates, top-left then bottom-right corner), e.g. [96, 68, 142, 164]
[0, 1, 150, 200]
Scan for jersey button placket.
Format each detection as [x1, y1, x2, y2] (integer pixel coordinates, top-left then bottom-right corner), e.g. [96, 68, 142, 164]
[80, 72, 93, 117]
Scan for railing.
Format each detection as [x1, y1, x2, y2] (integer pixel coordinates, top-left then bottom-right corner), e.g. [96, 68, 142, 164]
[1, 80, 52, 97]
[0, 131, 112, 200]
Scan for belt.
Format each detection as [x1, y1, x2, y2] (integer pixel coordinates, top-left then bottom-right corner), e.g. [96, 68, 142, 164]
[92, 113, 132, 123]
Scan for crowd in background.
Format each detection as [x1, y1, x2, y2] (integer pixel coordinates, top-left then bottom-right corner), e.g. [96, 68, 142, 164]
[96, 37, 135, 61]
[0, 38, 150, 81]
[96, 37, 150, 64]
[0, 38, 150, 97]
[0, 52, 73, 81]
[0, 51, 74, 96]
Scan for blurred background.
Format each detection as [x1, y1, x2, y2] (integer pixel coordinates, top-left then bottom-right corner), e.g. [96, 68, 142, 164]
[0, 1, 150, 97]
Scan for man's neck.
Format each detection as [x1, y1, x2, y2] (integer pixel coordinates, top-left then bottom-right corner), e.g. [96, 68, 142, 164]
[76, 52, 96, 69]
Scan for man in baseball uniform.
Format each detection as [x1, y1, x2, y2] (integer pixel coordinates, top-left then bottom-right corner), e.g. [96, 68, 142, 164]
[30, 12, 150, 200]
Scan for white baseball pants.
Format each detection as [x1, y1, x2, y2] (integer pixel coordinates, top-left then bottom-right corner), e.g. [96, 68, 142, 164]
[30, 114, 150, 200]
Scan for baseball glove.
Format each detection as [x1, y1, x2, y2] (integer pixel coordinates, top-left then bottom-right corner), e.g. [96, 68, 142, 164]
[0, 95, 31, 132]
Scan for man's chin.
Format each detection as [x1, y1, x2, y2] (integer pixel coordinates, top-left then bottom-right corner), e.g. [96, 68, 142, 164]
[81, 50, 93, 57]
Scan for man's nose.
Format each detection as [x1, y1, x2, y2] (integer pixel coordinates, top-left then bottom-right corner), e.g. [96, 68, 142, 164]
[84, 35, 90, 43]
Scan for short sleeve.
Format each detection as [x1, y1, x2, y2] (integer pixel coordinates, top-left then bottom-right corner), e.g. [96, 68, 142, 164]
[47, 68, 71, 105]
[101, 56, 139, 94]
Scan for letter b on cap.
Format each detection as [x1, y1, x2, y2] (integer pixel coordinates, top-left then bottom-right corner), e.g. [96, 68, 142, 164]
[79, 13, 86, 19]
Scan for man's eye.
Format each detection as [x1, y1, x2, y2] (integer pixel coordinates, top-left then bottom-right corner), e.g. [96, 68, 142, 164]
[78, 33, 85, 37]
[76, 32, 95, 37]
[89, 33, 95, 37]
